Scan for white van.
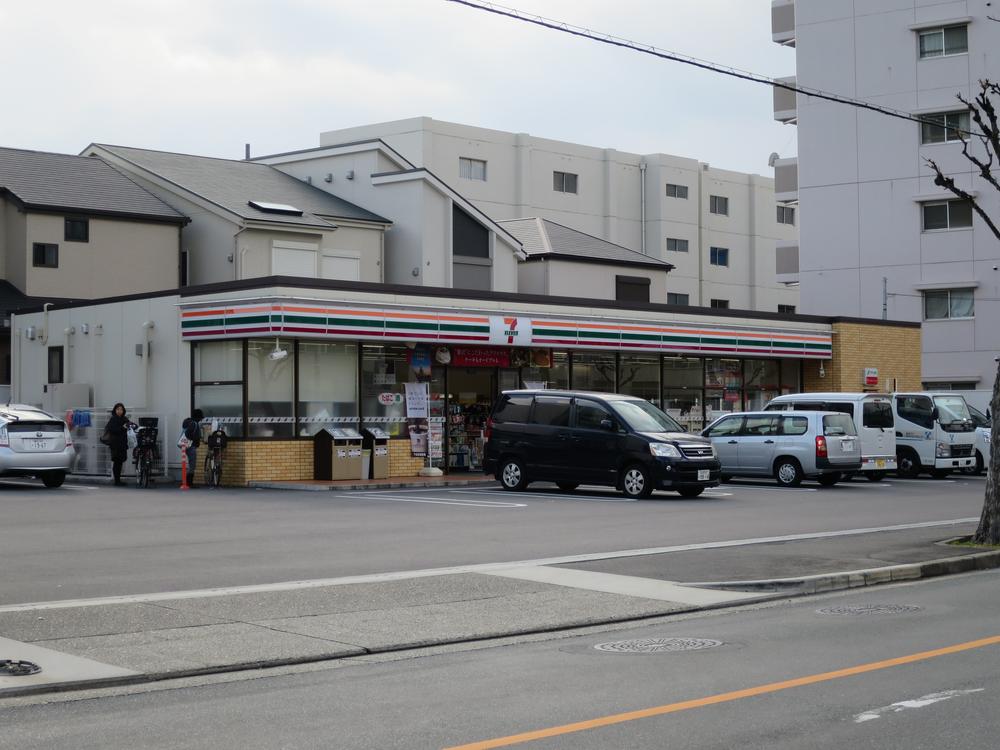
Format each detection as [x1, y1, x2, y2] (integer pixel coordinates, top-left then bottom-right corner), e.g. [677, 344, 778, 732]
[764, 392, 896, 481]
[892, 392, 977, 477]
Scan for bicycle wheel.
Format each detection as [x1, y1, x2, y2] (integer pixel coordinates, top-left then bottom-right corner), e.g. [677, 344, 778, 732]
[211, 456, 222, 488]
[204, 455, 213, 487]
[137, 458, 149, 489]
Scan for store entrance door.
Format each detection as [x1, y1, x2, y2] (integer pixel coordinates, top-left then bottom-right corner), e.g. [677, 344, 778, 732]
[447, 367, 507, 473]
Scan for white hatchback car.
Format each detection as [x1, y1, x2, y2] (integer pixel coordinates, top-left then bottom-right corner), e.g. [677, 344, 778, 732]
[0, 405, 75, 487]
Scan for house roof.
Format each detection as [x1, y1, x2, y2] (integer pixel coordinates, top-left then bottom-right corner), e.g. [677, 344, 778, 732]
[499, 218, 674, 271]
[91, 144, 390, 228]
[0, 147, 187, 224]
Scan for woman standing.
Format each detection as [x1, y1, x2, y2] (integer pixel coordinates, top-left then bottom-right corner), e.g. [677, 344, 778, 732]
[104, 403, 130, 486]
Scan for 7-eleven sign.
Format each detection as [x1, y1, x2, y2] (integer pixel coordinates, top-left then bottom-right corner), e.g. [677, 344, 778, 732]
[489, 316, 531, 346]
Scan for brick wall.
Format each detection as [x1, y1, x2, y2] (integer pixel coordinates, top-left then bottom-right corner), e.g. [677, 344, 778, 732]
[802, 321, 921, 393]
[389, 439, 426, 477]
[199, 439, 313, 486]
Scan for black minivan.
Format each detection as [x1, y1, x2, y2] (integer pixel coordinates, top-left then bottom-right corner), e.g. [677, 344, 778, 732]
[483, 390, 721, 498]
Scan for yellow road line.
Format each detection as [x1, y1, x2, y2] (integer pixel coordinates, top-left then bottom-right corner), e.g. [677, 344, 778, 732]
[444, 634, 1000, 750]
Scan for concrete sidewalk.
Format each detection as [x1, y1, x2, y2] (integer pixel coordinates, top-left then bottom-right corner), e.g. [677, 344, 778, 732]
[2, 521, 997, 697]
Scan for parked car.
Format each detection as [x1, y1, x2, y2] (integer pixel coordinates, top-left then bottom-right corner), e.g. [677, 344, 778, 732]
[764, 392, 896, 481]
[963, 404, 992, 476]
[483, 390, 721, 498]
[0, 405, 75, 487]
[701, 411, 862, 487]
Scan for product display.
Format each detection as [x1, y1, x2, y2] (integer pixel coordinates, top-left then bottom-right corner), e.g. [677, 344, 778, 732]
[447, 400, 490, 471]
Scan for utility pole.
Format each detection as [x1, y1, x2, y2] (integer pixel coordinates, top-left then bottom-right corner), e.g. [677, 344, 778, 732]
[882, 277, 888, 320]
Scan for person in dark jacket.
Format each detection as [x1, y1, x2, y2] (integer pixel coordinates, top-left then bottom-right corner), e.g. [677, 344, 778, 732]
[104, 403, 130, 486]
[181, 408, 204, 487]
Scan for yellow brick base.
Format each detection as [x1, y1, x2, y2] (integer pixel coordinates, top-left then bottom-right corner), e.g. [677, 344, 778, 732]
[803, 321, 922, 393]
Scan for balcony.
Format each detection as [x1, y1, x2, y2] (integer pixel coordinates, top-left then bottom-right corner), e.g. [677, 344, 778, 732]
[772, 0, 795, 46]
[775, 241, 799, 284]
[773, 77, 797, 124]
[773, 157, 798, 203]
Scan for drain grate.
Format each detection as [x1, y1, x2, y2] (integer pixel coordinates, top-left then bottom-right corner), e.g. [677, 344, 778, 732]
[816, 604, 922, 616]
[594, 637, 723, 653]
[0, 659, 42, 676]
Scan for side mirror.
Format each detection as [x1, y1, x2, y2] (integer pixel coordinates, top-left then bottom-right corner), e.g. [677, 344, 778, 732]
[600, 418, 615, 431]
[931, 407, 939, 421]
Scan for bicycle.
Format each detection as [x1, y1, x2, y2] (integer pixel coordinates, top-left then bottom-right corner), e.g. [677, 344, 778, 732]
[204, 428, 228, 488]
[133, 424, 159, 489]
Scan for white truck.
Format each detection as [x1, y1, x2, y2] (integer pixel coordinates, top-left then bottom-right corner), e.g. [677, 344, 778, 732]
[892, 392, 977, 478]
[963, 402, 992, 475]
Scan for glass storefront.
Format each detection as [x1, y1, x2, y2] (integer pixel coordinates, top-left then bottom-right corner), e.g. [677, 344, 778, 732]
[190, 340, 807, 468]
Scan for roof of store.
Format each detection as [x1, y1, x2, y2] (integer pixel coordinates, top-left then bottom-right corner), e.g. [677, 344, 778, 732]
[0, 147, 187, 223]
[499, 218, 674, 270]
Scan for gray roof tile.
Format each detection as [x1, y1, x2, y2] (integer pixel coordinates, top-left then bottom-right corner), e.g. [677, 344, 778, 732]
[499, 218, 673, 269]
[96, 145, 389, 227]
[0, 147, 186, 222]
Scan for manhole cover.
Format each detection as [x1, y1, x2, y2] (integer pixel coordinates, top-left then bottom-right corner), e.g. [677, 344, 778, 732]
[0, 659, 42, 676]
[594, 637, 723, 653]
[816, 604, 922, 616]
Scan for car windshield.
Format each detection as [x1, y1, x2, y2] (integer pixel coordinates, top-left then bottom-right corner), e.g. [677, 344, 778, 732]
[968, 404, 991, 428]
[610, 399, 684, 433]
[934, 395, 971, 425]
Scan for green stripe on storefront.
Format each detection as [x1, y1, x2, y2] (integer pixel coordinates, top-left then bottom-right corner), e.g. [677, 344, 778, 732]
[771, 340, 806, 349]
[532, 328, 575, 338]
[439, 324, 490, 333]
[282, 315, 327, 325]
[701, 337, 739, 346]
[662, 335, 699, 344]
[385, 320, 439, 331]
[621, 332, 661, 342]
[328, 317, 384, 328]
[578, 330, 619, 339]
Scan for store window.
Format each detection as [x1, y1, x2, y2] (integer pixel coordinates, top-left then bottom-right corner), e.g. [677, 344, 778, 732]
[521, 350, 569, 389]
[361, 344, 411, 438]
[571, 352, 616, 393]
[193, 340, 244, 436]
[618, 354, 660, 406]
[297, 342, 358, 436]
[662, 356, 704, 432]
[705, 358, 743, 421]
[247, 338, 295, 437]
[744, 360, 781, 410]
[780, 359, 801, 393]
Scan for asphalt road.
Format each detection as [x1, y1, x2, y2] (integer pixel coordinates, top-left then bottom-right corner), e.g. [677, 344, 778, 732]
[0, 475, 986, 603]
[3, 568, 998, 749]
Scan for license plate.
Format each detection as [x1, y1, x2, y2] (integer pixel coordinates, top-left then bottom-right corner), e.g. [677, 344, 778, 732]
[24, 439, 48, 451]
[697, 469, 710, 481]
[875, 459, 886, 469]
[842, 440, 855, 451]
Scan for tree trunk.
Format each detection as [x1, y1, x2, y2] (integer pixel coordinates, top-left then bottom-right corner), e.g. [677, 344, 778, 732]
[973, 359, 1000, 544]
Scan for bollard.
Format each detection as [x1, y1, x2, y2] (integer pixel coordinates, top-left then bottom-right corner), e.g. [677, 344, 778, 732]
[179, 438, 190, 491]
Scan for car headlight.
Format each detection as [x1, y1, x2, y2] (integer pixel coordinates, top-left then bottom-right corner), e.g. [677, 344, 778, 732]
[650, 443, 682, 459]
[935, 442, 949, 458]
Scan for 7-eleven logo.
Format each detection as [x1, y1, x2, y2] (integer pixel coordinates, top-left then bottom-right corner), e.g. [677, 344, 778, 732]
[490, 315, 530, 346]
[504, 317, 518, 344]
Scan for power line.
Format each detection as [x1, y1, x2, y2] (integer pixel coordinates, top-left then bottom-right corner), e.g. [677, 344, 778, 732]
[445, 0, 976, 136]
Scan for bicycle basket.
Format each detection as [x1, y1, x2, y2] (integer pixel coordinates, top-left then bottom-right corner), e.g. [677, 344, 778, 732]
[137, 428, 159, 447]
[207, 430, 228, 449]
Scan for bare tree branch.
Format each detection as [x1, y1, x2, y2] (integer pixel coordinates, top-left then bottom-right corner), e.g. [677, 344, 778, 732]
[927, 159, 1000, 240]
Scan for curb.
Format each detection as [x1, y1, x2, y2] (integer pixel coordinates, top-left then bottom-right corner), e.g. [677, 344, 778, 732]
[681, 548, 1000, 594]
[247, 479, 497, 492]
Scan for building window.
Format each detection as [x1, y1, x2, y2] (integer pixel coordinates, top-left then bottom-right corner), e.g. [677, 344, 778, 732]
[667, 292, 689, 306]
[710, 247, 729, 266]
[920, 111, 971, 144]
[922, 381, 979, 390]
[710, 298, 730, 309]
[47, 346, 64, 384]
[553, 171, 578, 194]
[923, 288, 975, 320]
[666, 237, 689, 253]
[922, 199, 973, 231]
[709, 195, 729, 215]
[778, 304, 796, 314]
[32, 243, 58, 268]
[247, 338, 295, 437]
[453, 205, 490, 259]
[459, 157, 487, 181]
[918, 25, 968, 59]
[776, 205, 795, 225]
[666, 183, 689, 199]
[193, 340, 245, 437]
[615, 275, 650, 303]
[64, 218, 89, 242]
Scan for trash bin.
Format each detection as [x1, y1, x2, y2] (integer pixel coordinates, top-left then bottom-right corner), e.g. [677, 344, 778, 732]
[361, 427, 390, 479]
[361, 449, 372, 480]
[314, 427, 363, 481]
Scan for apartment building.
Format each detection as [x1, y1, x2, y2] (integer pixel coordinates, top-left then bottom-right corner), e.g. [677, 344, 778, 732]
[771, 0, 1000, 388]
[318, 118, 799, 313]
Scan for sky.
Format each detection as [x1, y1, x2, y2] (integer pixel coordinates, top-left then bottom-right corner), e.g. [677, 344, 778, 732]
[1, 0, 798, 175]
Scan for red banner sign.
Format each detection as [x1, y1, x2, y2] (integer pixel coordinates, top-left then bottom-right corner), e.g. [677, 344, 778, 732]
[449, 346, 511, 368]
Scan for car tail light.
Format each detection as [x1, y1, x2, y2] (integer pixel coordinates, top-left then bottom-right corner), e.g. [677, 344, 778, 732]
[484, 417, 493, 441]
[815, 435, 828, 458]
[64, 425, 73, 448]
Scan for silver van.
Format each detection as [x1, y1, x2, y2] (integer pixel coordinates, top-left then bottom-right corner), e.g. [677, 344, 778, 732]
[701, 410, 862, 487]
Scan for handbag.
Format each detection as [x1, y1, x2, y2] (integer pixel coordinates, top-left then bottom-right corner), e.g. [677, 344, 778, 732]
[99, 427, 113, 446]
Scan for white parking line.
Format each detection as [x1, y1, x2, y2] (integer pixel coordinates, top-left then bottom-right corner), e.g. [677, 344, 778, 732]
[339, 492, 525, 508]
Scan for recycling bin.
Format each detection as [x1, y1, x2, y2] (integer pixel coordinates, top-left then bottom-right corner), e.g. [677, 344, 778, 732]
[314, 427, 363, 480]
[361, 427, 390, 479]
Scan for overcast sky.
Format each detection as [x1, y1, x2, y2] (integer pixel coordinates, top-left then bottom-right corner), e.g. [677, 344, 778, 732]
[2, 0, 797, 175]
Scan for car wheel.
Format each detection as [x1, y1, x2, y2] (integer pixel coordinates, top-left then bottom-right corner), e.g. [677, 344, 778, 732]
[866, 470, 887, 482]
[677, 487, 704, 498]
[41, 471, 65, 488]
[774, 457, 803, 488]
[817, 472, 841, 487]
[895, 449, 921, 479]
[620, 465, 653, 499]
[555, 482, 579, 492]
[499, 458, 529, 491]
[961, 452, 985, 476]
[931, 469, 951, 479]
